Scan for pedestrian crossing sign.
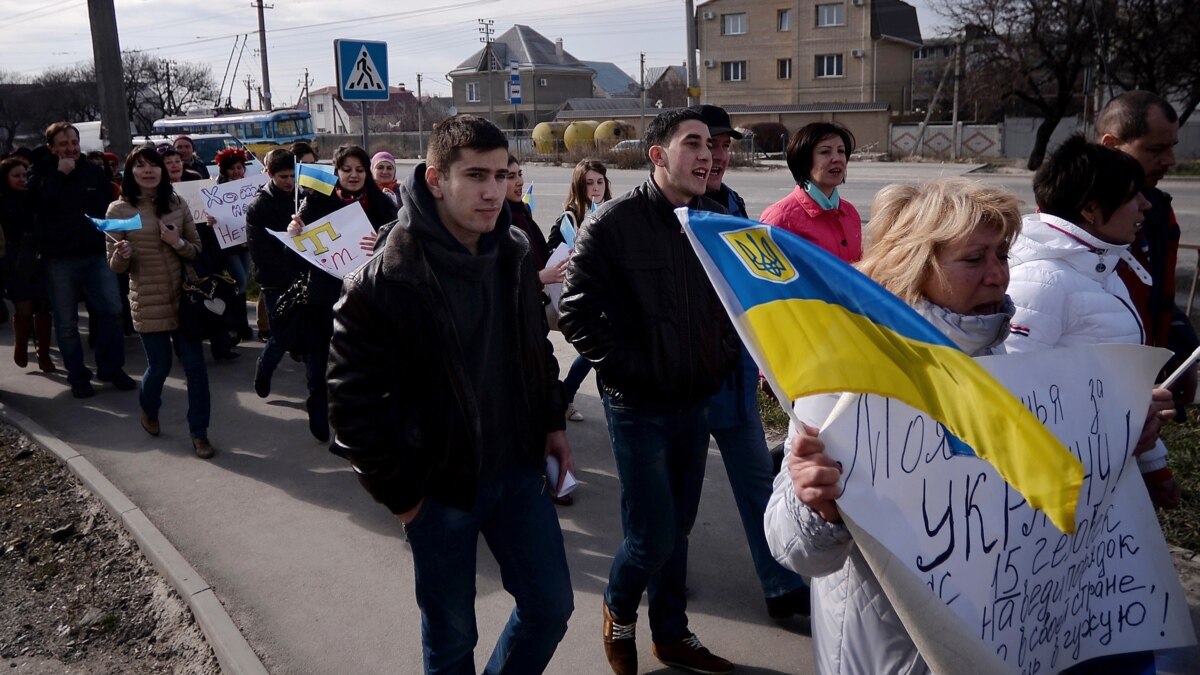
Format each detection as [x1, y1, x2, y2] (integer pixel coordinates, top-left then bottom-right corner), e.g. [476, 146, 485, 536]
[335, 39, 389, 102]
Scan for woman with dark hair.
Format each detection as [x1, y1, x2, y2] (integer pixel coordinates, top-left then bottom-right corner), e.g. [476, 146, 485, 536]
[0, 157, 55, 372]
[760, 122, 861, 264]
[550, 158, 613, 425]
[159, 146, 203, 183]
[287, 144, 397, 441]
[206, 147, 255, 345]
[105, 147, 214, 459]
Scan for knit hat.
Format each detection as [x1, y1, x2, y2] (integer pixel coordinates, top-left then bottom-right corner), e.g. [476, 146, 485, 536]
[371, 151, 395, 168]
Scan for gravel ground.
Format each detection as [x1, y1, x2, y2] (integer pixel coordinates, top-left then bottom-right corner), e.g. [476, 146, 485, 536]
[0, 422, 219, 674]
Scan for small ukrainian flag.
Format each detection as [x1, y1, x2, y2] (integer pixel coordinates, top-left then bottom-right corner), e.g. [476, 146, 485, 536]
[297, 163, 337, 196]
[521, 184, 534, 214]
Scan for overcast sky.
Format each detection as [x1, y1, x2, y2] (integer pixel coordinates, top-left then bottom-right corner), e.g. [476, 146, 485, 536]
[0, 0, 948, 109]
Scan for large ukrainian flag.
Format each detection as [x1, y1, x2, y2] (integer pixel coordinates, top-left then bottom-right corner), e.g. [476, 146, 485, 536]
[680, 209, 1084, 533]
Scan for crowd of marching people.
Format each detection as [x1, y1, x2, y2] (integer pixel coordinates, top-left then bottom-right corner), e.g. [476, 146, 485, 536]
[0, 88, 1192, 674]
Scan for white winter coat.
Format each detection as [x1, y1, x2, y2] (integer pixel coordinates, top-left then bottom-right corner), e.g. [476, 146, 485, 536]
[764, 300, 1013, 675]
[1007, 212, 1167, 473]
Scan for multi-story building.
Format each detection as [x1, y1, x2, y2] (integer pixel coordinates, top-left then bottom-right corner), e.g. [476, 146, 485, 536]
[303, 85, 419, 134]
[696, 0, 922, 113]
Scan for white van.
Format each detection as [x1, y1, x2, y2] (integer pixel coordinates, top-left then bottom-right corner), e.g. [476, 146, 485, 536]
[131, 133, 265, 177]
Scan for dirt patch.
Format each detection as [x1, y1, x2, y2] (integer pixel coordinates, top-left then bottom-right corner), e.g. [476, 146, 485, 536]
[0, 421, 219, 674]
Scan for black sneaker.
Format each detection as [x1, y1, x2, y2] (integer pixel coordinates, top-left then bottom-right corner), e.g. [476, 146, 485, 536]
[98, 370, 137, 391]
[254, 361, 272, 399]
[70, 381, 95, 399]
[766, 586, 811, 619]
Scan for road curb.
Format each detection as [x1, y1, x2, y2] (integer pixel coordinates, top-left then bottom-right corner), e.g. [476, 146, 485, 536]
[0, 402, 269, 675]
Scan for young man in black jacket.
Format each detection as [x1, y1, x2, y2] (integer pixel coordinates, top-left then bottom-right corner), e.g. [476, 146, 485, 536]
[27, 122, 135, 399]
[559, 108, 739, 675]
[245, 148, 306, 401]
[327, 116, 574, 675]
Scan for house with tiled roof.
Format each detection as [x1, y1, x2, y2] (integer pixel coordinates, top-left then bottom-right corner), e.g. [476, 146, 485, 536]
[448, 24, 595, 128]
[583, 61, 639, 98]
[302, 85, 419, 133]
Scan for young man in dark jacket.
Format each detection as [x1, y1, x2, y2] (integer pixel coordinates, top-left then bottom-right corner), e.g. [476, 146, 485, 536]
[559, 108, 739, 675]
[327, 115, 574, 675]
[27, 121, 134, 398]
[692, 104, 811, 620]
[245, 148, 306, 401]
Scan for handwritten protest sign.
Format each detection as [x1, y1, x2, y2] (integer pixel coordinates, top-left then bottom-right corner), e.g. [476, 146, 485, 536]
[810, 343, 1194, 673]
[267, 201, 375, 279]
[194, 173, 268, 249]
[172, 178, 216, 228]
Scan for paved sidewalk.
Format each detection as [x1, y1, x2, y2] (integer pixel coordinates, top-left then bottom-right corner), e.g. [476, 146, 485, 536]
[3, 318, 1197, 673]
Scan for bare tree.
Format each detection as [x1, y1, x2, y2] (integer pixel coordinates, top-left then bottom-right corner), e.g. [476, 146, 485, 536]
[0, 67, 99, 153]
[937, 0, 1097, 169]
[1103, 0, 1200, 125]
[118, 52, 218, 133]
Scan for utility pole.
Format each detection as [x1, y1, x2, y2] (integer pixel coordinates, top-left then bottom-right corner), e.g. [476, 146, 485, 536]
[298, 68, 313, 115]
[254, 0, 274, 110]
[684, 0, 699, 106]
[950, 36, 962, 160]
[245, 74, 254, 111]
[416, 73, 425, 157]
[639, 52, 647, 136]
[478, 19, 495, 123]
[163, 60, 176, 115]
[86, 0, 131, 155]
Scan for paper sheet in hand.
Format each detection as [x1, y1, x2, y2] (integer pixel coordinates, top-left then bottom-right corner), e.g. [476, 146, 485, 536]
[544, 243, 571, 310]
[194, 173, 268, 249]
[267, 201, 375, 279]
[172, 178, 217, 229]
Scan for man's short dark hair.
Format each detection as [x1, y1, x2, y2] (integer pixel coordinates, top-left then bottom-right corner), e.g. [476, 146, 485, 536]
[426, 115, 508, 171]
[785, 122, 855, 186]
[644, 108, 705, 148]
[264, 148, 294, 174]
[1095, 90, 1178, 142]
[45, 121, 79, 147]
[290, 141, 316, 160]
[1034, 135, 1145, 223]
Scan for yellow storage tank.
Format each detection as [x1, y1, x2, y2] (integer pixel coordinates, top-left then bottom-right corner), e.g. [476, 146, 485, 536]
[564, 121, 600, 152]
[594, 121, 637, 151]
[532, 123, 567, 154]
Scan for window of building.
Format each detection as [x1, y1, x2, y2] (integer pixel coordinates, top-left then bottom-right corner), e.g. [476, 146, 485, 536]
[466, 82, 480, 103]
[722, 61, 747, 82]
[816, 54, 844, 78]
[722, 13, 747, 35]
[316, 103, 324, 113]
[816, 3, 845, 27]
[778, 9, 791, 31]
[778, 58, 792, 80]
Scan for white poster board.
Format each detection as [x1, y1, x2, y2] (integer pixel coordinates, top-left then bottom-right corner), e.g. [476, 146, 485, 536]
[191, 173, 269, 249]
[267, 201, 375, 279]
[543, 243, 570, 311]
[172, 178, 216, 229]
[810, 343, 1194, 673]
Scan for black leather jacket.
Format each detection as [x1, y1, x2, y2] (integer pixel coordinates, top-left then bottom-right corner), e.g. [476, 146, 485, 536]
[559, 176, 738, 409]
[327, 171, 564, 514]
[245, 182, 306, 290]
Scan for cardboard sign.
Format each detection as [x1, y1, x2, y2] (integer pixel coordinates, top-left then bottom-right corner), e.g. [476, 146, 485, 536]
[268, 201, 375, 279]
[194, 173, 269, 249]
[172, 178, 216, 229]
[804, 344, 1195, 673]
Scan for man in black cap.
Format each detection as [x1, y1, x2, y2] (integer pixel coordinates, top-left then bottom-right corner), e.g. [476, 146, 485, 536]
[690, 104, 811, 620]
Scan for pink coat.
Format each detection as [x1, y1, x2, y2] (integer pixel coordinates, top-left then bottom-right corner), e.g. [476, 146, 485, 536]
[760, 185, 862, 263]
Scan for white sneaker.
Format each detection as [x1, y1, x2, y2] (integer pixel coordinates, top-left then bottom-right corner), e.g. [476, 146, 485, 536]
[566, 404, 584, 422]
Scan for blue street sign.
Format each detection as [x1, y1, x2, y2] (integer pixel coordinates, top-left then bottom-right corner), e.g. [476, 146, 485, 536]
[335, 39, 389, 102]
[509, 59, 521, 105]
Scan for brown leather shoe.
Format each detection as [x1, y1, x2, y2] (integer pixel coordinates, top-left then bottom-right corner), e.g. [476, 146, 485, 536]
[602, 601, 637, 675]
[140, 412, 160, 437]
[192, 437, 216, 459]
[652, 634, 733, 674]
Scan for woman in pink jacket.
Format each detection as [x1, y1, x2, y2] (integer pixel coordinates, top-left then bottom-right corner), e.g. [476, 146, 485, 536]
[760, 122, 862, 263]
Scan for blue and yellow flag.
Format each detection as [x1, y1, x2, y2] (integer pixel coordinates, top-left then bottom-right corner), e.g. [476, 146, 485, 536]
[296, 162, 337, 196]
[522, 184, 534, 214]
[88, 213, 143, 233]
[680, 209, 1084, 533]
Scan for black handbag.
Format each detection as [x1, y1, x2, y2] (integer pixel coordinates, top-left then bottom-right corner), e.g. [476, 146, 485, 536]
[179, 263, 240, 341]
[269, 270, 313, 354]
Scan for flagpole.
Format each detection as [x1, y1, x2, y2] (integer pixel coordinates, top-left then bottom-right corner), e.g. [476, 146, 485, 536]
[294, 161, 301, 214]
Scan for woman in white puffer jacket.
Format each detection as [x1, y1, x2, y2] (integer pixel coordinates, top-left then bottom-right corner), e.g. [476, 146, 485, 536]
[765, 178, 1024, 675]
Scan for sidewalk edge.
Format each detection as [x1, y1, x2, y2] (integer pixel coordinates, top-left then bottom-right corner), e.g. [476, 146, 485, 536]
[0, 402, 269, 675]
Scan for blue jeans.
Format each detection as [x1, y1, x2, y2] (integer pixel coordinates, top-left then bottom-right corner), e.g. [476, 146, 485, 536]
[561, 355, 592, 404]
[257, 290, 330, 433]
[45, 255, 126, 384]
[403, 465, 574, 675]
[709, 347, 807, 599]
[222, 246, 252, 295]
[603, 399, 709, 643]
[139, 331, 210, 438]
